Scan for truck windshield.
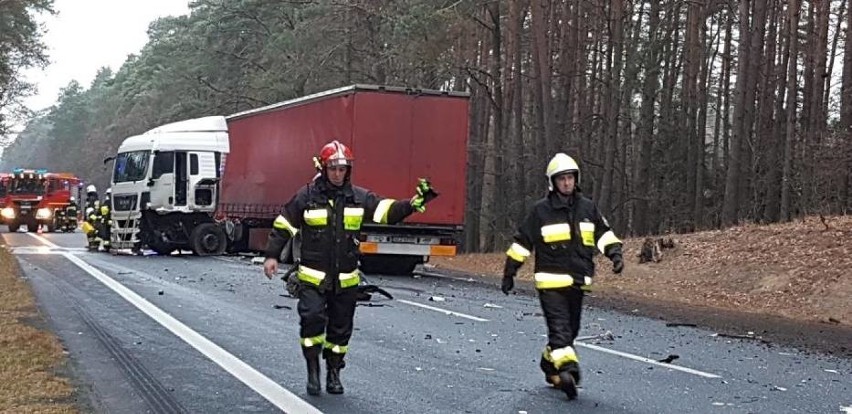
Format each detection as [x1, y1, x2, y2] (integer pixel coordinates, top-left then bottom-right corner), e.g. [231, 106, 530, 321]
[114, 151, 150, 183]
[10, 178, 46, 195]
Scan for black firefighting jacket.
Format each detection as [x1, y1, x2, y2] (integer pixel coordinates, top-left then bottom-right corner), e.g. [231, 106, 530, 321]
[264, 177, 415, 290]
[505, 191, 623, 289]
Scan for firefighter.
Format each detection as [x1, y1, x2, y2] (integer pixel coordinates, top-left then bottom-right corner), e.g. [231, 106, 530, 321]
[84, 185, 100, 250]
[64, 196, 78, 232]
[500, 153, 624, 400]
[262, 140, 437, 396]
[99, 188, 112, 251]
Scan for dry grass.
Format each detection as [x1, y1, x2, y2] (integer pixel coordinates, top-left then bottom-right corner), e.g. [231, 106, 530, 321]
[432, 215, 852, 326]
[0, 247, 76, 414]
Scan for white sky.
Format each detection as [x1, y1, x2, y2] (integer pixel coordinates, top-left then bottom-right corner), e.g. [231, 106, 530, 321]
[23, 0, 191, 112]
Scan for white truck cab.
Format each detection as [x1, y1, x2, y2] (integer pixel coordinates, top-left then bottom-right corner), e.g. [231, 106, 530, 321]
[110, 116, 230, 255]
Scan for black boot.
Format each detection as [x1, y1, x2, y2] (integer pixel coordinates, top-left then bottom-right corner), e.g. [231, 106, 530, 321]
[540, 355, 560, 386]
[303, 346, 321, 396]
[325, 353, 345, 395]
[556, 370, 578, 400]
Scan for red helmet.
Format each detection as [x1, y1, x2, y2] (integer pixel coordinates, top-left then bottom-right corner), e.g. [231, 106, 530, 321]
[318, 140, 354, 168]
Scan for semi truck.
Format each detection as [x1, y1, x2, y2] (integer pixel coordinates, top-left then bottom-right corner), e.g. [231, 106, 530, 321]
[110, 84, 469, 275]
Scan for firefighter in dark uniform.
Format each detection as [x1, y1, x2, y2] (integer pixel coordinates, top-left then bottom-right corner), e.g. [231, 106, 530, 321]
[64, 196, 78, 232]
[501, 153, 624, 400]
[84, 185, 100, 249]
[99, 188, 112, 251]
[262, 140, 436, 396]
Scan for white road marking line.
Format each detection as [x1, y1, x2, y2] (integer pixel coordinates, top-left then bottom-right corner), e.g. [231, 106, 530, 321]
[576, 342, 721, 378]
[60, 252, 323, 414]
[397, 299, 490, 322]
[27, 232, 61, 248]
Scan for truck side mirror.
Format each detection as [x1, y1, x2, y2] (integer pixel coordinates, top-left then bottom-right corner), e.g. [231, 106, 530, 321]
[147, 178, 155, 187]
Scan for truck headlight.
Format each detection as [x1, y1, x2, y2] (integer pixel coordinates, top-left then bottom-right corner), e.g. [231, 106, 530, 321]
[1, 208, 14, 219]
[36, 208, 52, 220]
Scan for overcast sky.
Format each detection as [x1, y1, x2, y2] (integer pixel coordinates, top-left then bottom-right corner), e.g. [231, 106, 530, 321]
[24, 0, 191, 111]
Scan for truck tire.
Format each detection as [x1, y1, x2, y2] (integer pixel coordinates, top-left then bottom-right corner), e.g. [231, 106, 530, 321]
[360, 255, 420, 276]
[149, 240, 177, 256]
[190, 223, 227, 256]
[8, 223, 19, 232]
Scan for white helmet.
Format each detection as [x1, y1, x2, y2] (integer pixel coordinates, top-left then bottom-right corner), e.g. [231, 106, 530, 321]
[546, 153, 580, 191]
[86, 184, 97, 194]
[105, 188, 112, 195]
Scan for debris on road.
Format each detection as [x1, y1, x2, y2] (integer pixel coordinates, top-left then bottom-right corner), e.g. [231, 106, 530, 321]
[483, 303, 503, 309]
[251, 257, 265, 265]
[429, 296, 446, 302]
[657, 354, 680, 364]
[711, 332, 770, 344]
[273, 304, 292, 310]
[576, 331, 615, 342]
[158, 290, 164, 295]
[666, 322, 698, 327]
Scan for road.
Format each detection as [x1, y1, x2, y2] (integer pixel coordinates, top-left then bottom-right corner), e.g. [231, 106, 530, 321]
[4, 231, 851, 413]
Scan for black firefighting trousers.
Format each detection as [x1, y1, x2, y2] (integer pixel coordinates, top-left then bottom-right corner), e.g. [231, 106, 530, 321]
[539, 286, 584, 374]
[298, 284, 359, 355]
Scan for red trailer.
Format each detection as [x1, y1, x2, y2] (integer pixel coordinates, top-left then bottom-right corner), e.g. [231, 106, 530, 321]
[219, 85, 469, 274]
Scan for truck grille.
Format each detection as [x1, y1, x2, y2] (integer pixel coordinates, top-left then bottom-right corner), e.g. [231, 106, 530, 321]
[113, 194, 138, 211]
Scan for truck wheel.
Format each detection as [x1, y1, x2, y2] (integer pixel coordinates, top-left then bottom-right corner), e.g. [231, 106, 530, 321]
[149, 240, 177, 256]
[8, 223, 19, 232]
[360, 255, 420, 276]
[190, 223, 227, 256]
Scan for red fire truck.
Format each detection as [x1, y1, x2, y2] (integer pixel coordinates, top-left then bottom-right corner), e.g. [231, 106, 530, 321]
[1, 169, 82, 232]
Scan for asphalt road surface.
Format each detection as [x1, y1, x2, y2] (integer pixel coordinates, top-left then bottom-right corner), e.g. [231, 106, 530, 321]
[4, 231, 851, 414]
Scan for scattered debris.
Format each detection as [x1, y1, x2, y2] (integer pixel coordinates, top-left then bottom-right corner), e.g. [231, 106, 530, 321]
[357, 303, 386, 307]
[666, 322, 698, 328]
[827, 317, 841, 324]
[658, 354, 680, 364]
[415, 367, 423, 371]
[425, 334, 432, 340]
[117, 271, 133, 275]
[251, 257, 265, 265]
[478, 367, 494, 371]
[158, 290, 164, 295]
[772, 386, 787, 392]
[711, 332, 770, 344]
[483, 303, 503, 309]
[436, 338, 446, 344]
[823, 369, 840, 374]
[712, 402, 725, 406]
[272, 304, 292, 310]
[429, 296, 446, 302]
[576, 331, 615, 342]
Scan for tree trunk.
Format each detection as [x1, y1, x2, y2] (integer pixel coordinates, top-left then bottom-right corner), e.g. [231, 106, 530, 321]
[597, 0, 625, 215]
[842, 0, 852, 212]
[780, 0, 800, 221]
[635, 1, 662, 235]
[721, 0, 753, 226]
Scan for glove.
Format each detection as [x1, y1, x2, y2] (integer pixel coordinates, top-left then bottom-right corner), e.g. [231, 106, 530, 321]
[410, 178, 439, 213]
[501, 275, 514, 295]
[612, 255, 624, 274]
